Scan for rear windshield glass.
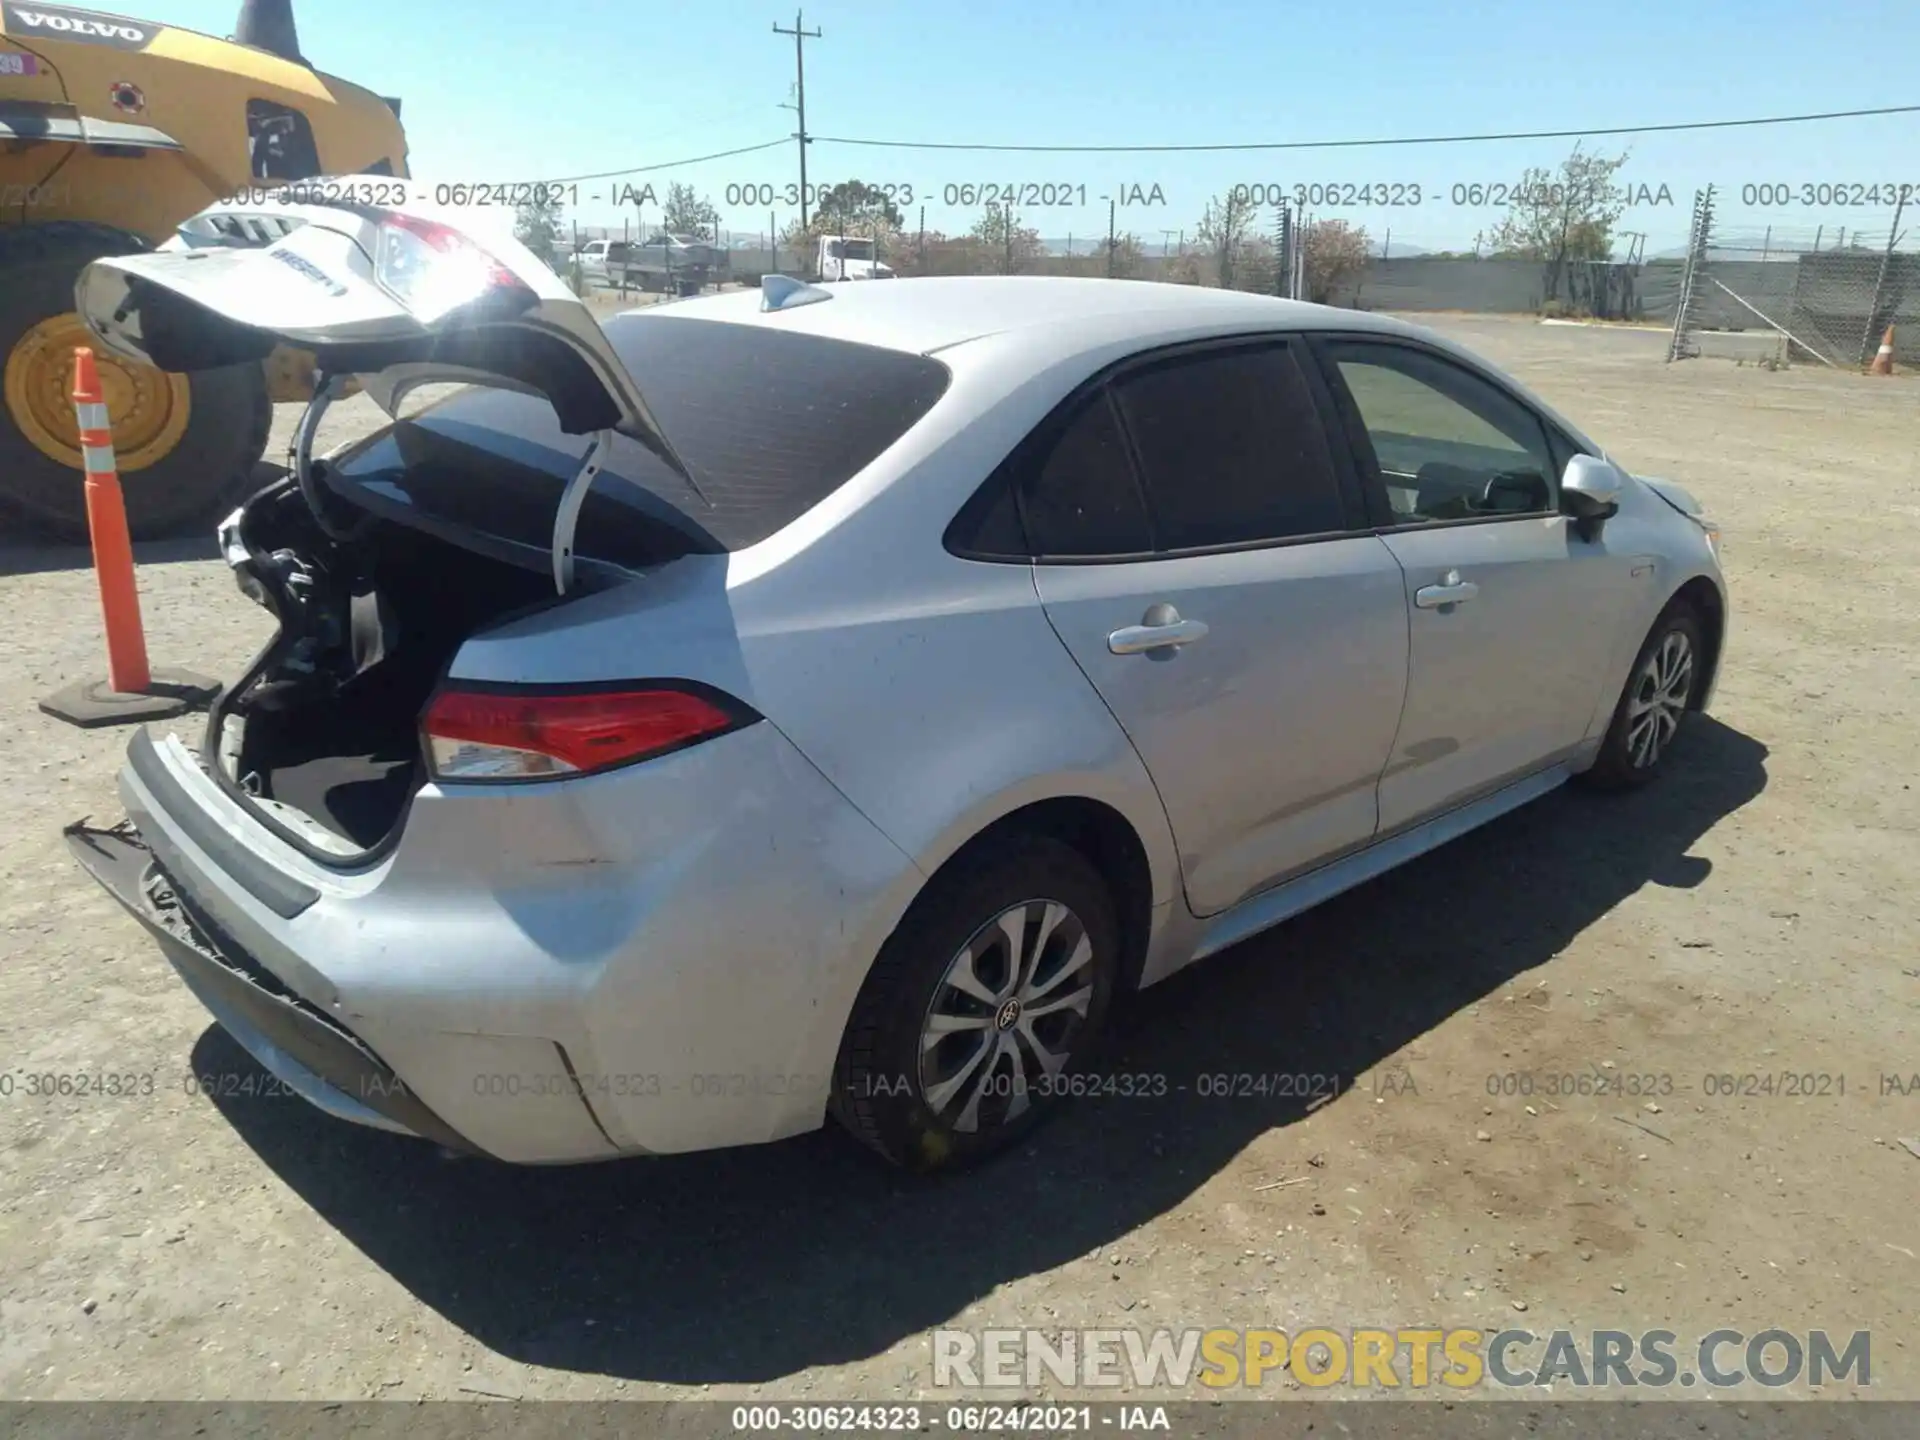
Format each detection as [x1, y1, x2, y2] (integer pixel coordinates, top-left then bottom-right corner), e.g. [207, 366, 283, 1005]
[323, 314, 951, 566]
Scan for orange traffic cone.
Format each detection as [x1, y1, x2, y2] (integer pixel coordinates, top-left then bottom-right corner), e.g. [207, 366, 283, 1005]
[39, 347, 218, 728]
[1869, 325, 1895, 375]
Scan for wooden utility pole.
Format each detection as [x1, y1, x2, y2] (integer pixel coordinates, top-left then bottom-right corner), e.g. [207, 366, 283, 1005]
[772, 11, 823, 229]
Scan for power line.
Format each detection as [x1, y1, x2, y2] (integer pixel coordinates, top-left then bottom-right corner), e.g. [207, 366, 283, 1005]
[542, 138, 790, 185]
[810, 102, 1920, 155]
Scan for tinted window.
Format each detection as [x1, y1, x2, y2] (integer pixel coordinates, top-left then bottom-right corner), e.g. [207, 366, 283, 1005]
[1324, 342, 1556, 523]
[1018, 393, 1152, 558]
[945, 470, 1027, 559]
[326, 316, 951, 563]
[323, 391, 722, 574]
[1112, 345, 1346, 550]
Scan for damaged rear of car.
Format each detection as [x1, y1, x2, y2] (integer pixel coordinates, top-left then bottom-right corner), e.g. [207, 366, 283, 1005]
[65, 195, 952, 1162]
[75, 195, 719, 869]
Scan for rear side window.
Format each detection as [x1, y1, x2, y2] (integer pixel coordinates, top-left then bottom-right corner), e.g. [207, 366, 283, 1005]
[1017, 393, 1153, 558]
[1111, 344, 1347, 550]
[326, 316, 951, 564]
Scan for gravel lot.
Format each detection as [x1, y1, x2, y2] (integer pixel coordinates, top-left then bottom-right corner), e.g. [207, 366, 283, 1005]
[1, 312, 1916, 1405]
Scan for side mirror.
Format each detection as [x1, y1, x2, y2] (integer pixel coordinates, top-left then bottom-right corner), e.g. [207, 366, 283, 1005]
[1561, 454, 1623, 539]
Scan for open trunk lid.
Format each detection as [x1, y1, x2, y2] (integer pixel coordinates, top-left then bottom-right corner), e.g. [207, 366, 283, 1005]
[74, 186, 694, 519]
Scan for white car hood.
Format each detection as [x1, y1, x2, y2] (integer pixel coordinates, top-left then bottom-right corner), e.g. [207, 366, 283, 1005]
[74, 186, 689, 475]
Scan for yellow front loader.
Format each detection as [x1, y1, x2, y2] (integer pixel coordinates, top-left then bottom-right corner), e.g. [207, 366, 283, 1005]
[1, 1, 407, 539]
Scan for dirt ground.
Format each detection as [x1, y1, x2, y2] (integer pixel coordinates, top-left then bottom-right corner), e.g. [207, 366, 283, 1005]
[1, 313, 1916, 1406]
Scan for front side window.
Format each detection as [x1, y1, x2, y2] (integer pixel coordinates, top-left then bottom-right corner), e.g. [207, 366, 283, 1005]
[1110, 344, 1348, 550]
[1322, 341, 1557, 524]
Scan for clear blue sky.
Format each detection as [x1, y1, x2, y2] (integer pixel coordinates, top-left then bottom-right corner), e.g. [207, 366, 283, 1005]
[166, 0, 1918, 252]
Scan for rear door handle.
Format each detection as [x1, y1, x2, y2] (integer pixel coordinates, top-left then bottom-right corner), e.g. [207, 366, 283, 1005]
[1414, 569, 1480, 610]
[1109, 614, 1209, 654]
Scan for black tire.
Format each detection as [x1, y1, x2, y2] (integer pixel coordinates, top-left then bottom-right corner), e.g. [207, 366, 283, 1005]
[831, 835, 1121, 1172]
[1, 222, 272, 543]
[1579, 603, 1705, 791]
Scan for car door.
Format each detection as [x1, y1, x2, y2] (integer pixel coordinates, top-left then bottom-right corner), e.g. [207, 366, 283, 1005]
[1027, 338, 1410, 917]
[1309, 335, 1640, 834]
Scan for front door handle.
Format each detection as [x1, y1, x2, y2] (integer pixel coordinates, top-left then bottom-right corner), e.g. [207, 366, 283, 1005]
[1414, 569, 1480, 610]
[1109, 603, 1209, 655]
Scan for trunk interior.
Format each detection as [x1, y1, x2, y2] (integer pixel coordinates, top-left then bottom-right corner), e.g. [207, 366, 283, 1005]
[212, 480, 559, 860]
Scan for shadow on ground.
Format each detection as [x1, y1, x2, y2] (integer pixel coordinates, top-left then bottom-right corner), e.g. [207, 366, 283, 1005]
[192, 718, 1767, 1386]
[0, 463, 283, 577]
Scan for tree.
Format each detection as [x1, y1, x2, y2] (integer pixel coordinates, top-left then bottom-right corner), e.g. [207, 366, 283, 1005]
[512, 190, 565, 271]
[1195, 188, 1261, 290]
[969, 204, 1044, 274]
[1164, 248, 1203, 286]
[1482, 145, 1630, 307]
[1233, 234, 1278, 295]
[886, 228, 958, 277]
[662, 181, 719, 241]
[778, 179, 909, 274]
[1301, 219, 1371, 305]
[813, 180, 903, 235]
[1103, 232, 1145, 280]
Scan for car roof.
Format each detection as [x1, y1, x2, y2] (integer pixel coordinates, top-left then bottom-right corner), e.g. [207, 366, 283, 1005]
[618, 276, 1422, 357]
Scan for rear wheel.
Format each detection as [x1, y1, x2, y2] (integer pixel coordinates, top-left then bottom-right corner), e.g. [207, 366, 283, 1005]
[831, 836, 1120, 1172]
[0, 222, 271, 542]
[1580, 604, 1704, 790]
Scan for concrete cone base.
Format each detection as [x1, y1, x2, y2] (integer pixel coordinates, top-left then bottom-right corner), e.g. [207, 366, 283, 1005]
[40, 669, 221, 729]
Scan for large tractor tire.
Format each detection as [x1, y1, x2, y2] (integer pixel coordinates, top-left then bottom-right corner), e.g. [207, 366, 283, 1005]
[1, 222, 272, 543]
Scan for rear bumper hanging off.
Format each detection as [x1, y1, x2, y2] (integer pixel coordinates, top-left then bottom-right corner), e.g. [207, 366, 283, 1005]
[64, 818, 482, 1155]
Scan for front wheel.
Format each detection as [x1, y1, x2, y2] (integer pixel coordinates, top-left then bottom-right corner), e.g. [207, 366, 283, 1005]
[831, 836, 1120, 1172]
[1580, 604, 1704, 790]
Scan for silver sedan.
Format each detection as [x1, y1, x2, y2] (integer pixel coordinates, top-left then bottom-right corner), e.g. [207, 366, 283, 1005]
[67, 198, 1727, 1171]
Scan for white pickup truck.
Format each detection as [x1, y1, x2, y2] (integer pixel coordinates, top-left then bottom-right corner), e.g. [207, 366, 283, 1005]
[816, 235, 895, 282]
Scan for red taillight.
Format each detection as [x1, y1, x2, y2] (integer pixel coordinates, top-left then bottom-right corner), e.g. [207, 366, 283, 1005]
[422, 684, 752, 783]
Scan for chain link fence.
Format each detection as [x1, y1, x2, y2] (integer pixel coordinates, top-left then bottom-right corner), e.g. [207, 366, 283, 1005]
[1666, 189, 1915, 368]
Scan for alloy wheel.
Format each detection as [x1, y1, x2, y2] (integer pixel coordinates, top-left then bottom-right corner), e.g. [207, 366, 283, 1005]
[918, 899, 1097, 1134]
[1626, 628, 1695, 768]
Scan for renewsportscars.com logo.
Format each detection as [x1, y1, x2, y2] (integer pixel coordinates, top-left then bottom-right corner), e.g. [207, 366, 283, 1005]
[933, 1327, 1872, 1391]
